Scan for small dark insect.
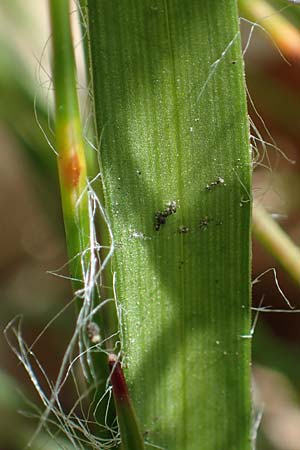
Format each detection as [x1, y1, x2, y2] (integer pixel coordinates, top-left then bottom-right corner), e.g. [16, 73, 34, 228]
[178, 226, 189, 234]
[166, 200, 177, 215]
[155, 212, 167, 230]
[199, 216, 211, 230]
[206, 176, 225, 191]
[154, 201, 177, 231]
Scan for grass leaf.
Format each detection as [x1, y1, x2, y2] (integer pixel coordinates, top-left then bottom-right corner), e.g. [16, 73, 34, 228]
[86, 1, 252, 448]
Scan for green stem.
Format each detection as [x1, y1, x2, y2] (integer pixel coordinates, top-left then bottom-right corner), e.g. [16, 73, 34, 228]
[253, 202, 300, 285]
[49, 0, 116, 434]
[49, 0, 89, 290]
[239, 0, 300, 61]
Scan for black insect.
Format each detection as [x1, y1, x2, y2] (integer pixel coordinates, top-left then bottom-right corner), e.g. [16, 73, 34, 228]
[166, 201, 177, 215]
[199, 217, 211, 230]
[155, 201, 177, 231]
[206, 176, 225, 191]
[178, 226, 189, 234]
[155, 211, 167, 230]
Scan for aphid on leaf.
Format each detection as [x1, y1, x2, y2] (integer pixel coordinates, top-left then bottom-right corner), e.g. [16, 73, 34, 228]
[155, 211, 167, 230]
[154, 200, 177, 231]
[199, 216, 211, 231]
[206, 176, 225, 191]
[178, 225, 189, 234]
[166, 200, 177, 215]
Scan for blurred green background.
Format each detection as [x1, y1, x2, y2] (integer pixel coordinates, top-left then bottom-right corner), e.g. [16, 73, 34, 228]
[1, 1, 300, 449]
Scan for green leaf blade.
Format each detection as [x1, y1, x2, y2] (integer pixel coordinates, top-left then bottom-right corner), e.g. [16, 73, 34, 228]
[87, 1, 252, 448]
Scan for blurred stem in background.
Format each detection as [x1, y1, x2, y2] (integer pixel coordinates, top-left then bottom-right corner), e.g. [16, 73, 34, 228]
[49, 0, 89, 287]
[239, 0, 300, 61]
[253, 203, 300, 286]
[240, 0, 300, 288]
[49, 0, 118, 435]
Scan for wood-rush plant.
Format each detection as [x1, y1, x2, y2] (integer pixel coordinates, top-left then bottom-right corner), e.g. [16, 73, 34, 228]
[50, 0, 253, 449]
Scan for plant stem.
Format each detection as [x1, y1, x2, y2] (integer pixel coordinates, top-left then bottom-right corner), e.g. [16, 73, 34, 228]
[49, 0, 89, 291]
[239, 0, 300, 61]
[49, 0, 115, 433]
[253, 202, 300, 285]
